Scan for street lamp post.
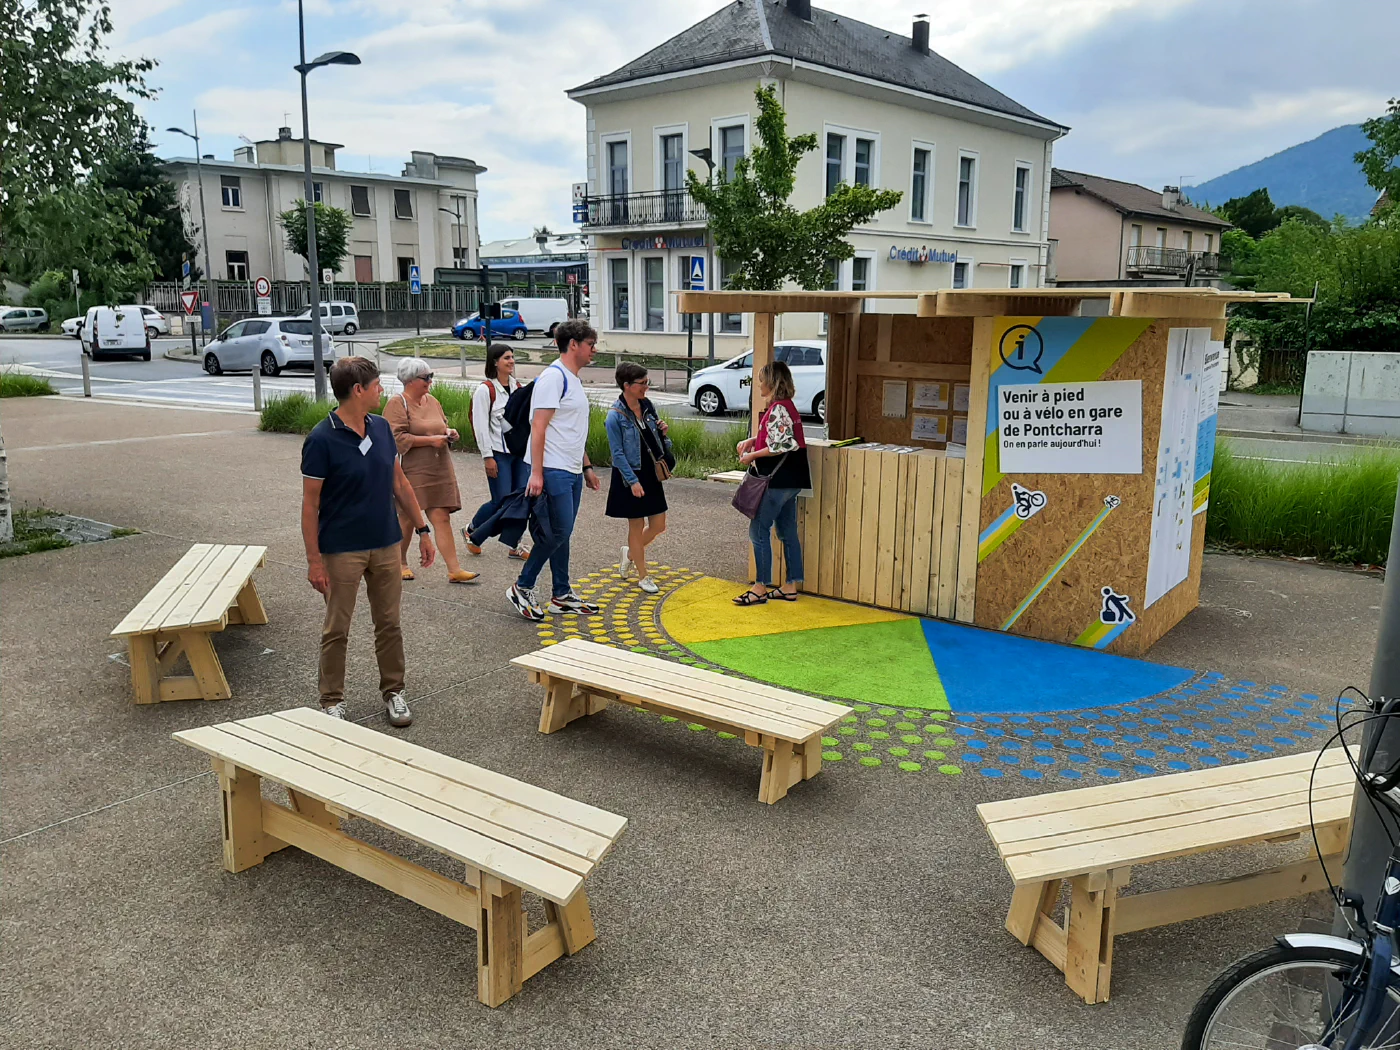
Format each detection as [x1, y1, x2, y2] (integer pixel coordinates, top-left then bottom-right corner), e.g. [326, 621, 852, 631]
[166, 112, 213, 346]
[294, 0, 359, 401]
[438, 199, 467, 377]
[688, 145, 717, 365]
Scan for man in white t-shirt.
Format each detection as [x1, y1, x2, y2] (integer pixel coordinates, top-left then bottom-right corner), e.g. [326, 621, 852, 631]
[507, 319, 603, 621]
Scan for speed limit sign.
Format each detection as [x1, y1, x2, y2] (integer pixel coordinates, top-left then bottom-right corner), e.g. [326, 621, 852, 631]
[254, 275, 271, 298]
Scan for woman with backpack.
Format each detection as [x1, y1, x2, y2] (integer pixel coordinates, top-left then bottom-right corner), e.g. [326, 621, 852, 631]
[604, 362, 673, 594]
[463, 345, 530, 560]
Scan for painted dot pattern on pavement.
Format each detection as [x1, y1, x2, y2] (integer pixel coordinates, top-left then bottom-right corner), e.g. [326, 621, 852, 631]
[533, 566, 1333, 786]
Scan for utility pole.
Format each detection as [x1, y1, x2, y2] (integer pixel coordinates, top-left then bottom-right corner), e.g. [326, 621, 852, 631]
[1338, 484, 1400, 925]
[165, 113, 214, 344]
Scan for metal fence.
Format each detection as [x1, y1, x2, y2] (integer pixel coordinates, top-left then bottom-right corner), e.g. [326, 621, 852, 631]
[144, 279, 579, 319]
[1257, 347, 1307, 391]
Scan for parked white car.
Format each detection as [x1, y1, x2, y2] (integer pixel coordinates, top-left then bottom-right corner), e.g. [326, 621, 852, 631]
[0, 306, 49, 332]
[687, 339, 828, 421]
[61, 316, 85, 338]
[83, 305, 150, 360]
[129, 304, 169, 338]
[499, 297, 568, 336]
[298, 301, 360, 335]
[203, 317, 337, 376]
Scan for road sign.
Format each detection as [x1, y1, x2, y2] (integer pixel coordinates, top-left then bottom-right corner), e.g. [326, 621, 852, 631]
[689, 256, 705, 290]
[254, 275, 271, 298]
[256, 298, 272, 316]
[566, 273, 578, 285]
[322, 268, 333, 285]
[180, 290, 199, 316]
[572, 181, 588, 223]
[72, 268, 80, 286]
[409, 265, 422, 295]
[182, 258, 190, 279]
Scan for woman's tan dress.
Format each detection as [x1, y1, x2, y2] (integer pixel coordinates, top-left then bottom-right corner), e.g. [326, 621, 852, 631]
[383, 392, 461, 513]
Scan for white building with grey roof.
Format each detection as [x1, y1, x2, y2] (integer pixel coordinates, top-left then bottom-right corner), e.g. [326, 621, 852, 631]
[567, 0, 1068, 354]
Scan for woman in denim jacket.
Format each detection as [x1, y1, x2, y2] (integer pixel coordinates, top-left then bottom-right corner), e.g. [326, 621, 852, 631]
[604, 362, 673, 593]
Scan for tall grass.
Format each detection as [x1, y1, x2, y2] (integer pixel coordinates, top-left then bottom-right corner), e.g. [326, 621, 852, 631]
[0, 372, 56, 397]
[259, 388, 747, 480]
[1206, 440, 1399, 565]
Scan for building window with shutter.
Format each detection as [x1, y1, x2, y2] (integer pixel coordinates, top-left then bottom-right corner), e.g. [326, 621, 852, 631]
[350, 185, 371, 216]
[394, 189, 413, 219]
[220, 175, 242, 209]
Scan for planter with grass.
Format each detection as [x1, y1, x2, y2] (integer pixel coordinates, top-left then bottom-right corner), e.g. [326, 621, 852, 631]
[0, 372, 56, 397]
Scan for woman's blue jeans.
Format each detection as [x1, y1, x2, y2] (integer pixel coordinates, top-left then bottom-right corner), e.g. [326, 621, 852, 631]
[469, 450, 530, 542]
[749, 486, 803, 587]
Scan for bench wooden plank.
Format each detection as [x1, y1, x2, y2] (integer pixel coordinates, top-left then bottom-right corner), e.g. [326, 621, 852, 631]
[231, 714, 610, 871]
[174, 723, 585, 904]
[275, 707, 627, 841]
[990, 762, 1356, 852]
[978, 747, 1346, 824]
[112, 544, 219, 636]
[188, 545, 269, 629]
[156, 544, 248, 631]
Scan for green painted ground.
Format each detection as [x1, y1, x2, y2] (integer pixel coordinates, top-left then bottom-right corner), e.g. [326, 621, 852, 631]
[688, 617, 950, 712]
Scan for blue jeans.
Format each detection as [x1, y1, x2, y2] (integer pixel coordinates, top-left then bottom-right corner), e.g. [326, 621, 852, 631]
[469, 450, 530, 541]
[518, 468, 582, 598]
[749, 487, 803, 587]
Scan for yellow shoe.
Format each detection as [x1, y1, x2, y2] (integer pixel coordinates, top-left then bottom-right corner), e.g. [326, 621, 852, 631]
[401, 567, 415, 580]
[448, 570, 480, 585]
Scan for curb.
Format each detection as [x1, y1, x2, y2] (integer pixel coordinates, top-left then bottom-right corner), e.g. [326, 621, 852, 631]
[163, 349, 204, 364]
[1219, 427, 1400, 448]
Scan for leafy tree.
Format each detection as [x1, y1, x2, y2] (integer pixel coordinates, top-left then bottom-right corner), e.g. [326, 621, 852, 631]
[1356, 98, 1400, 209]
[97, 137, 198, 281]
[1275, 204, 1329, 229]
[687, 85, 902, 290]
[277, 201, 353, 277]
[1220, 188, 1280, 240]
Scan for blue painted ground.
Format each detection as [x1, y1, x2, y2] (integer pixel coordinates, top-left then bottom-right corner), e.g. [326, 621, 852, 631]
[920, 617, 1194, 714]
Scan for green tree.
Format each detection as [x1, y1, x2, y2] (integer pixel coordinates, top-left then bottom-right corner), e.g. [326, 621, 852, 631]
[1220, 188, 1280, 239]
[277, 201, 353, 277]
[97, 137, 198, 281]
[686, 85, 902, 290]
[1357, 98, 1400, 210]
[1275, 204, 1329, 229]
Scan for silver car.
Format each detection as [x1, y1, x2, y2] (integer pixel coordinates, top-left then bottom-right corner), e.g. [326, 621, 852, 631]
[203, 317, 337, 376]
[0, 307, 49, 332]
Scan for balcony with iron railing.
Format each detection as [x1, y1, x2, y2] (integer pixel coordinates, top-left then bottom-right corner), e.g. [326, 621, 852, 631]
[1126, 245, 1227, 275]
[581, 189, 708, 230]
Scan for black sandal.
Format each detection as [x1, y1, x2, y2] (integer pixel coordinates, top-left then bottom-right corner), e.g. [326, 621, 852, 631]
[732, 590, 768, 606]
[766, 589, 798, 602]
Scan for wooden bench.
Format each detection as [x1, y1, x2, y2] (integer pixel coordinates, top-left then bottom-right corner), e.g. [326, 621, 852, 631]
[512, 639, 852, 804]
[111, 543, 269, 703]
[977, 748, 1351, 1003]
[173, 707, 627, 1007]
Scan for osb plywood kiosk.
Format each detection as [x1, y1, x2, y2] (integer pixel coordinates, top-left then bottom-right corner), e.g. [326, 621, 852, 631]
[677, 287, 1302, 656]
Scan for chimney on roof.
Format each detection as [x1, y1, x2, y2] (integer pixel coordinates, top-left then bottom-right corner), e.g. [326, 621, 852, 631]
[1163, 185, 1182, 211]
[787, 0, 812, 21]
[912, 13, 930, 54]
[278, 126, 293, 141]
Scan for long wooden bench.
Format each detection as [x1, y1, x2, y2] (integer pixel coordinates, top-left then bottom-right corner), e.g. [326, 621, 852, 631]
[174, 707, 627, 1007]
[512, 639, 852, 804]
[977, 747, 1351, 1004]
[111, 543, 269, 703]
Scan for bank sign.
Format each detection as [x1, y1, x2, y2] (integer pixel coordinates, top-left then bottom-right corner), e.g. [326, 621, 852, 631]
[889, 245, 958, 264]
[621, 234, 707, 251]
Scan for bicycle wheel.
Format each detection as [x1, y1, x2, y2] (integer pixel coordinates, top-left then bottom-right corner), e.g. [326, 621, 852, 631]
[1182, 942, 1396, 1049]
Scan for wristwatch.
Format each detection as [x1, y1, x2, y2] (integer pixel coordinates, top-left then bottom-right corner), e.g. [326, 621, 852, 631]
[415, 524, 431, 536]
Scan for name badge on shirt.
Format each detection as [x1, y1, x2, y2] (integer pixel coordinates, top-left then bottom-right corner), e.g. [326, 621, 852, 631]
[359, 435, 373, 456]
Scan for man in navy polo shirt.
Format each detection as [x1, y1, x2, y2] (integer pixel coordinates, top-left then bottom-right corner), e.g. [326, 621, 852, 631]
[301, 356, 436, 726]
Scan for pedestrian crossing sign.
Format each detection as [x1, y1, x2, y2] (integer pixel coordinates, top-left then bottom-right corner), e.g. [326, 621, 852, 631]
[689, 256, 705, 290]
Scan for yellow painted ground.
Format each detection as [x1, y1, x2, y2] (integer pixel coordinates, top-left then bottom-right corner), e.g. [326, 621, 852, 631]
[660, 576, 909, 645]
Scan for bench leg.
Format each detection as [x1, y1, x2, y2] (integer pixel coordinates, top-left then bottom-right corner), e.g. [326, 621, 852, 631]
[537, 677, 606, 735]
[128, 636, 162, 705]
[1064, 869, 1127, 1004]
[544, 889, 597, 955]
[181, 630, 231, 701]
[759, 738, 802, 804]
[288, 789, 340, 832]
[215, 760, 281, 873]
[477, 876, 525, 1007]
[234, 578, 269, 626]
[1006, 879, 1062, 945]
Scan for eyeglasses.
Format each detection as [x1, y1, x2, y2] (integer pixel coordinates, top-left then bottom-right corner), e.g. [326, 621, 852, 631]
[417, 373, 434, 382]
[629, 378, 650, 387]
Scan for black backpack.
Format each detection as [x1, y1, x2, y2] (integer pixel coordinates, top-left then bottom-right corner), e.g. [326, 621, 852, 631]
[501, 364, 570, 459]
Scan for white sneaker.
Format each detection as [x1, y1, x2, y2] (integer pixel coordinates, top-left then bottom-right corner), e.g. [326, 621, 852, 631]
[322, 701, 347, 719]
[507, 582, 546, 621]
[619, 545, 632, 577]
[637, 576, 659, 594]
[384, 691, 413, 727]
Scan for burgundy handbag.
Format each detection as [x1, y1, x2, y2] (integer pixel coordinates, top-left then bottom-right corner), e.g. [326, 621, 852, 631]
[731, 453, 787, 520]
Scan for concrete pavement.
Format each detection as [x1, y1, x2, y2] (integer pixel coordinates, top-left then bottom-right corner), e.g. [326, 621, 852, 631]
[0, 394, 1386, 1050]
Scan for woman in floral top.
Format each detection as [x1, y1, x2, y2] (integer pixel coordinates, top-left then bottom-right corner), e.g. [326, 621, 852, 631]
[734, 361, 811, 606]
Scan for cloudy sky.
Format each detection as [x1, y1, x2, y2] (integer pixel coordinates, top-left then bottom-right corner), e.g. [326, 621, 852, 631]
[109, 0, 1395, 241]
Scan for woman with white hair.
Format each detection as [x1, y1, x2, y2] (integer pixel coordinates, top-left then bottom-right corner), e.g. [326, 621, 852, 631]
[382, 357, 478, 584]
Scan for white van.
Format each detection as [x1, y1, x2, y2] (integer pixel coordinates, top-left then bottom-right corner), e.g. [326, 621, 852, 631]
[84, 305, 151, 360]
[298, 301, 360, 335]
[499, 297, 568, 336]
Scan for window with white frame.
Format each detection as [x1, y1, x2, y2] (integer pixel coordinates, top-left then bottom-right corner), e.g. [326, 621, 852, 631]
[1009, 261, 1027, 289]
[1205, 232, 1214, 253]
[1130, 224, 1143, 246]
[1182, 230, 1194, 251]
[350, 185, 371, 216]
[604, 137, 629, 224]
[910, 144, 932, 223]
[1156, 227, 1167, 247]
[952, 258, 972, 289]
[854, 138, 873, 187]
[659, 129, 684, 222]
[826, 127, 879, 198]
[643, 256, 665, 331]
[1013, 163, 1031, 232]
[220, 175, 242, 209]
[312, 181, 324, 204]
[394, 188, 414, 220]
[718, 256, 742, 333]
[852, 257, 871, 292]
[825, 133, 844, 197]
[609, 257, 629, 330]
[956, 153, 978, 227]
[719, 124, 744, 181]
